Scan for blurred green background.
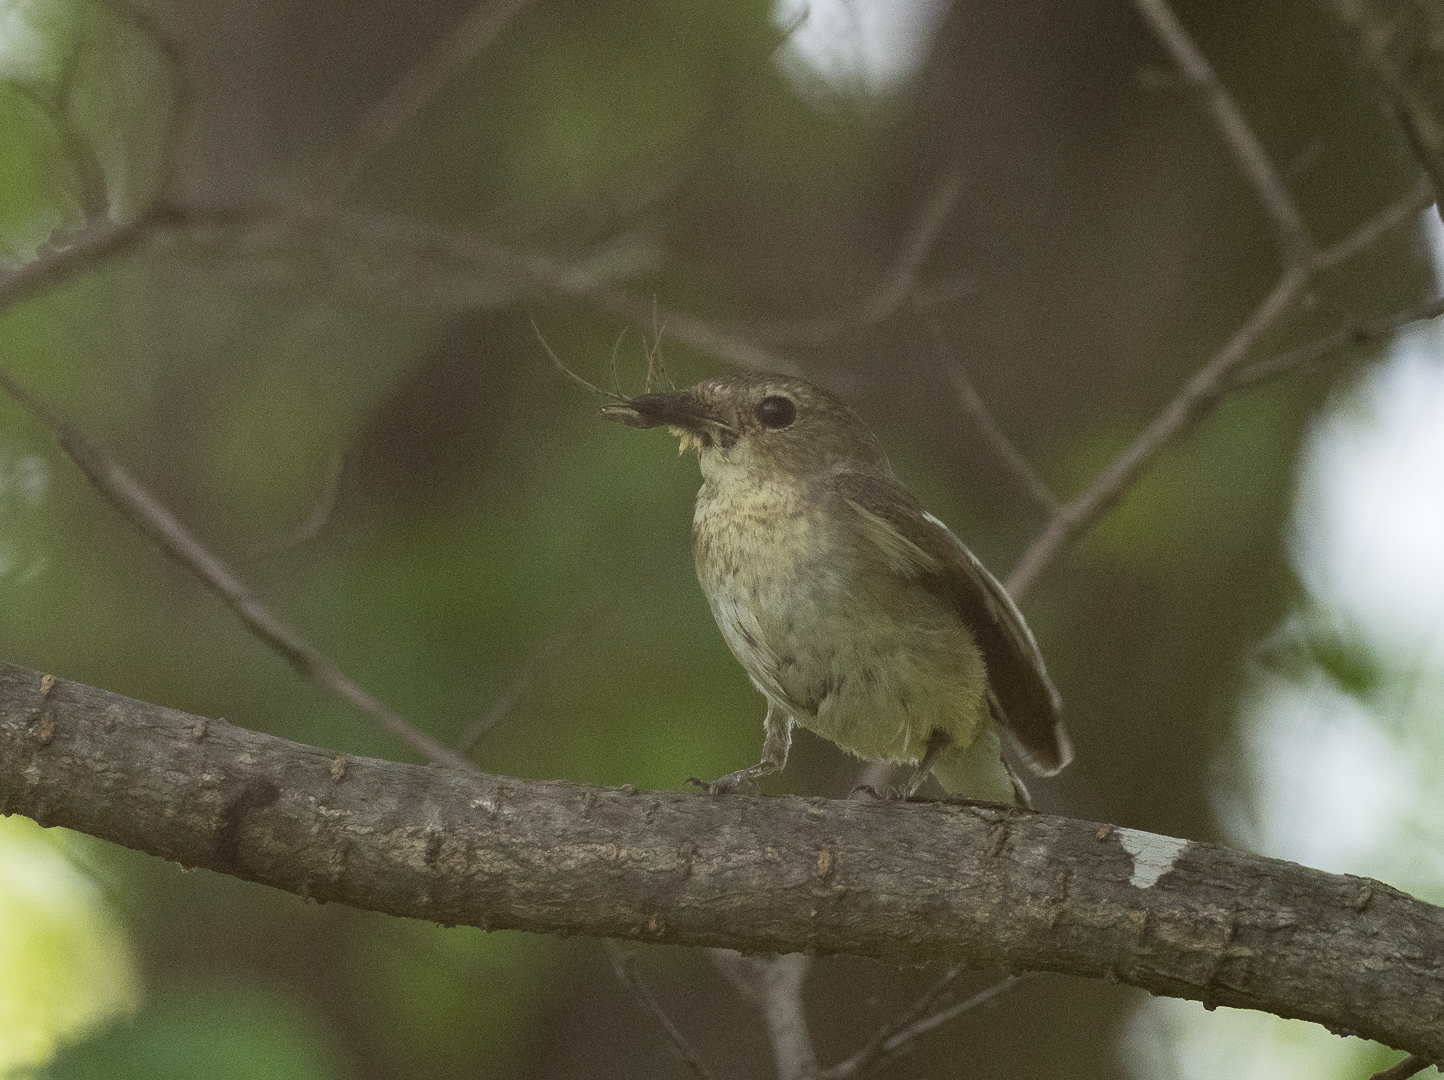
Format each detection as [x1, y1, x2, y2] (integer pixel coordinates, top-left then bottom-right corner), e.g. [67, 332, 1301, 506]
[1, 0, 1440, 1076]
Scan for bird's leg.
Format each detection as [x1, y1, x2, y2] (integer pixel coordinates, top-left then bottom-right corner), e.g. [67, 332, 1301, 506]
[905, 728, 952, 799]
[688, 701, 792, 794]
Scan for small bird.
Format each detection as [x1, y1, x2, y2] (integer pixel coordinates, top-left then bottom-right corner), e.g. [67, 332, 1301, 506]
[601, 372, 1070, 805]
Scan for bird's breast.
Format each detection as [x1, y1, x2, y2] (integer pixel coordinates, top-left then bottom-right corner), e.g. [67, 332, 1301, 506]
[691, 474, 864, 714]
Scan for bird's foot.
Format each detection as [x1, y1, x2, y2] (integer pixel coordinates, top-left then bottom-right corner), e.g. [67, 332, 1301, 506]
[687, 769, 761, 795]
[847, 784, 883, 800]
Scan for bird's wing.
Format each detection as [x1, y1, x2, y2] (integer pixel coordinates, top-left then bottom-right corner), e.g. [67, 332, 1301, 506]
[833, 472, 1071, 776]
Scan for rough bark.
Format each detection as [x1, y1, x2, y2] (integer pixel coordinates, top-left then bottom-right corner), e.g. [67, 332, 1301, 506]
[1, 661, 1441, 1064]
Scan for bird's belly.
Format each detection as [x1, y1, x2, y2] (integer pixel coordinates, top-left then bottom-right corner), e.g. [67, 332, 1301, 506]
[698, 506, 988, 764]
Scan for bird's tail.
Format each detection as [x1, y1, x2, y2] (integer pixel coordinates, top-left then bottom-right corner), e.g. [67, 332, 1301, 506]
[930, 724, 1033, 808]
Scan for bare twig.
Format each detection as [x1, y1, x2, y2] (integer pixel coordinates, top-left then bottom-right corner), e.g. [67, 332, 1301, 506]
[823, 973, 1029, 1078]
[1007, 174, 1433, 601]
[711, 952, 818, 1080]
[161, 197, 801, 374]
[0, 209, 165, 316]
[242, 453, 345, 561]
[1006, 265, 1308, 599]
[1312, 174, 1434, 272]
[312, 0, 534, 199]
[928, 321, 1059, 515]
[0, 368, 474, 771]
[1133, 0, 1317, 268]
[1230, 294, 1444, 390]
[1369, 1054, 1433, 1080]
[455, 604, 603, 756]
[863, 166, 967, 325]
[824, 967, 967, 1078]
[606, 941, 717, 1080]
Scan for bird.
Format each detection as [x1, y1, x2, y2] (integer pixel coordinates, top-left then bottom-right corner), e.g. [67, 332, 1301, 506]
[600, 371, 1070, 805]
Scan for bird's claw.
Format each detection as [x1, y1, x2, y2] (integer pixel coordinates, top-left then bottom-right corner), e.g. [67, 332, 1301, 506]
[687, 770, 761, 795]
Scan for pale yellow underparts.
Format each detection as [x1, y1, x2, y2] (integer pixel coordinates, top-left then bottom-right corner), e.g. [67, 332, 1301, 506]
[689, 435, 1012, 801]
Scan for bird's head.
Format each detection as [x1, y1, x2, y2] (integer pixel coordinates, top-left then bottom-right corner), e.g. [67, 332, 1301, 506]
[600, 373, 891, 482]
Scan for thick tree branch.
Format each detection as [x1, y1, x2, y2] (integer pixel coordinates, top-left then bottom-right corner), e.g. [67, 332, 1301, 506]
[3, 661, 1442, 1067]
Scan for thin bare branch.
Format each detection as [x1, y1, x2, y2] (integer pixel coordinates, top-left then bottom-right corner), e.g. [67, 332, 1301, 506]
[1370, 1054, 1433, 1080]
[928, 320, 1060, 515]
[863, 166, 966, 325]
[606, 941, 717, 1080]
[1133, 0, 1317, 268]
[160, 198, 801, 375]
[1230, 294, 1444, 390]
[312, 0, 534, 199]
[1007, 174, 1434, 600]
[0, 209, 163, 316]
[0, 368, 474, 772]
[456, 604, 603, 756]
[1007, 264, 1308, 599]
[242, 453, 345, 561]
[824, 973, 1029, 1078]
[1313, 174, 1435, 272]
[711, 952, 818, 1080]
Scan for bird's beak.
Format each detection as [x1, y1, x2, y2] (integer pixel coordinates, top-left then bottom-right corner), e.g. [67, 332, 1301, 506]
[600, 391, 708, 430]
[600, 392, 735, 451]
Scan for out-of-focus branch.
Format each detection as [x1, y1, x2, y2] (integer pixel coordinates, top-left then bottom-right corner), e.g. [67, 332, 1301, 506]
[312, 0, 534, 199]
[1133, 0, 1317, 269]
[823, 974, 1026, 1079]
[1006, 266, 1306, 599]
[607, 942, 717, 1080]
[1370, 1054, 1433, 1080]
[928, 320, 1060, 516]
[1006, 178, 1432, 600]
[154, 199, 806, 373]
[241, 453, 345, 561]
[0, 370, 474, 772]
[1312, 174, 1434, 272]
[0, 210, 163, 316]
[1229, 293, 1444, 390]
[455, 604, 602, 756]
[4, 661, 1443, 1067]
[711, 952, 817, 1080]
[861, 166, 967, 325]
[1006, 7, 1444, 603]
[1329, 0, 1444, 218]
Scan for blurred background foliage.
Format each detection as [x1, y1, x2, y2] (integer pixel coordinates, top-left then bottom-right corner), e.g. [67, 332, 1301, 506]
[0, 0, 1441, 1076]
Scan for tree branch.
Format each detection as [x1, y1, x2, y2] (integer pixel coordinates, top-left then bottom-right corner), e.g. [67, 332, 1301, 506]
[928, 320, 1060, 516]
[711, 952, 817, 1080]
[1006, 174, 1433, 600]
[311, 0, 534, 199]
[1134, 0, 1317, 269]
[861, 165, 967, 326]
[3, 661, 1441, 1067]
[607, 942, 717, 1080]
[1329, 0, 1444, 217]
[0, 369, 473, 772]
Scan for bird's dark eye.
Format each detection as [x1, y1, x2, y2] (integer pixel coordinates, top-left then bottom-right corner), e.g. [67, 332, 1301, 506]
[755, 395, 796, 429]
